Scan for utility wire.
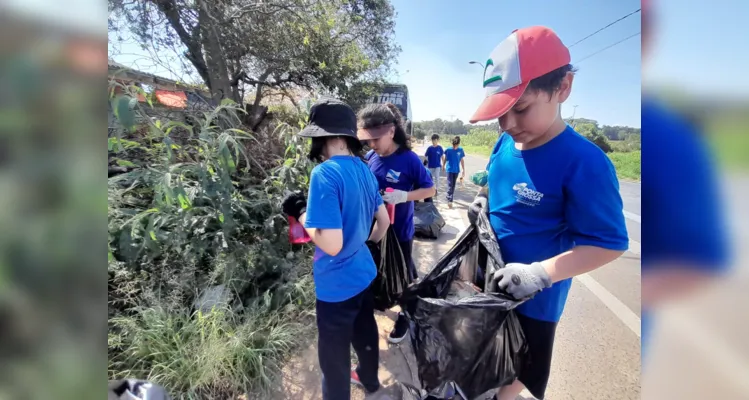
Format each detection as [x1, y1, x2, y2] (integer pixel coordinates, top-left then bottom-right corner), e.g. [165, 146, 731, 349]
[568, 8, 641, 48]
[575, 32, 641, 64]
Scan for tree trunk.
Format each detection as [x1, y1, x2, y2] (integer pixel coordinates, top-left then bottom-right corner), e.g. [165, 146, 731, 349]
[198, 0, 236, 103]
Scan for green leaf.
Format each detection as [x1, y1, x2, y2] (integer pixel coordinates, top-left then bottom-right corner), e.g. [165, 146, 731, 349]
[177, 193, 191, 210]
[318, 61, 327, 69]
[219, 213, 225, 223]
[112, 96, 137, 131]
[303, 35, 310, 46]
[149, 231, 157, 241]
[116, 159, 137, 167]
[220, 98, 236, 106]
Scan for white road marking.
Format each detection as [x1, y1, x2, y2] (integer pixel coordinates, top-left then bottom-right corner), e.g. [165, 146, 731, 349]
[656, 306, 749, 392]
[623, 210, 641, 223]
[576, 274, 641, 337]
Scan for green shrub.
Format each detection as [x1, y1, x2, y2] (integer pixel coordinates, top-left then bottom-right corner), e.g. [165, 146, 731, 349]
[608, 151, 641, 181]
[108, 82, 317, 397]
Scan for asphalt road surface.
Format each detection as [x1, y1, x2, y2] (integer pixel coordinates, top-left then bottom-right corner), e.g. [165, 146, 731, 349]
[415, 146, 642, 399]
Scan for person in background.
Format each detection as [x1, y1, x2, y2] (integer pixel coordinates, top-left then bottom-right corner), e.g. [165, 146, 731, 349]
[357, 102, 436, 344]
[466, 27, 628, 400]
[422, 159, 434, 203]
[443, 136, 465, 208]
[281, 98, 391, 400]
[639, 0, 729, 359]
[424, 134, 444, 195]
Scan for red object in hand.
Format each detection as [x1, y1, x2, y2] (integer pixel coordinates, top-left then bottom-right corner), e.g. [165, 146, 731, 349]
[385, 188, 395, 224]
[288, 216, 311, 244]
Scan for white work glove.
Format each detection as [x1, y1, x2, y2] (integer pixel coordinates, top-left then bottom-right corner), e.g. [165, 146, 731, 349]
[489, 262, 552, 300]
[382, 189, 408, 204]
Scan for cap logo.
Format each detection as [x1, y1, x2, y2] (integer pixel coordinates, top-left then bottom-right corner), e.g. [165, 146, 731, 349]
[482, 59, 502, 87]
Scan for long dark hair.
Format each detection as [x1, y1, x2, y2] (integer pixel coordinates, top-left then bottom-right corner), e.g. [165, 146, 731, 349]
[356, 103, 411, 151]
[308, 135, 363, 163]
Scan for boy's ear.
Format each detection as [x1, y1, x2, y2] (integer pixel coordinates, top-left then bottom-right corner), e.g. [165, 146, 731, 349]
[557, 72, 574, 103]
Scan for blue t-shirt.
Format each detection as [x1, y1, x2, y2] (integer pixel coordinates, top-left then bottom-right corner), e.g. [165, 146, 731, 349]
[304, 155, 383, 302]
[444, 147, 465, 173]
[368, 149, 434, 242]
[641, 97, 728, 273]
[424, 145, 444, 168]
[640, 96, 729, 354]
[486, 126, 629, 322]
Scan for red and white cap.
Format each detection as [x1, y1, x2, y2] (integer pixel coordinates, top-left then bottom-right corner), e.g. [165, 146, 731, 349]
[469, 26, 571, 123]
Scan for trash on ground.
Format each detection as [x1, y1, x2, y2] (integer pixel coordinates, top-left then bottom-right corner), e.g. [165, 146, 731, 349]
[414, 201, 446, 239]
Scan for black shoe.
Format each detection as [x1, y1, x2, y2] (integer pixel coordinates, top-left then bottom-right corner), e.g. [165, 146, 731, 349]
[388, 313, 409, 344]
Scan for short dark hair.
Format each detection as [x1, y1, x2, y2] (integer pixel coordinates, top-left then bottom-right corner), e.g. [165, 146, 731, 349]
[308, 135, 363, 163]
[452, 136, 460, 145]
[357, 103, 411, 150]
[431, 134, 440, 141]
[526, 64, 577, 97]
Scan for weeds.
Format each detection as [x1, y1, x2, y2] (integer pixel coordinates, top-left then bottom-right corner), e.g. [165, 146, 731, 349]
[108, 81, 317, 398]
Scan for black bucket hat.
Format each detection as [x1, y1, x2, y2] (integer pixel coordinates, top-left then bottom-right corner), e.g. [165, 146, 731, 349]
[298, 98, 358, 138]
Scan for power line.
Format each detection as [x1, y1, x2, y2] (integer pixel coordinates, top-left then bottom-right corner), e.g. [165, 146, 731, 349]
[575, 32, 641, 64]
[568, 8, 641, 48]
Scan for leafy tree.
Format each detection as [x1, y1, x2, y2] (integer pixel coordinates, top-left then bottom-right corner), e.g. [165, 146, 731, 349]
[108, 0, 400, 107]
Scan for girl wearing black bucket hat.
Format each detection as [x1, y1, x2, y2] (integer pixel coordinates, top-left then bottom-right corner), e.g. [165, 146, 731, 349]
[281, 97, 391, 400]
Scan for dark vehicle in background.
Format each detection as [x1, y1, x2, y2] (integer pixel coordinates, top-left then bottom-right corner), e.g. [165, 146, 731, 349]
[371, 84, 413, 136]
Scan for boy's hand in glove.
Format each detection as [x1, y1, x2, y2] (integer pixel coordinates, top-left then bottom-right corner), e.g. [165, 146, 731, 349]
[489, 262, 552, 299]
[281, 191, 307, 220]
[382, 189, 408, 204]
[467, 193, 488, 225]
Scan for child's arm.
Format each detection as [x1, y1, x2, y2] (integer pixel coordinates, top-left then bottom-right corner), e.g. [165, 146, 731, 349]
[541, 246, 624, 283]
[368, 204, 390, 243]
[460, 158, 466, 177]
[300, 168, 345, 256]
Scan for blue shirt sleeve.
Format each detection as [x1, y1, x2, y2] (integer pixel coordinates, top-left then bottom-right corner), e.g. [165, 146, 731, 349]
[564, 150, 629, 251]
[304, 165, 342, 230]
[411, 152, 434, 190]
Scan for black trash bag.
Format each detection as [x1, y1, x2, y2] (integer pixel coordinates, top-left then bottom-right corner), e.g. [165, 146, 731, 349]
[400, 381, 469, 400]
[414, 201, 446, 239]
[367, 227, 411, 311]
[108, 379, 170, 400]
[401, 212, 529, 399]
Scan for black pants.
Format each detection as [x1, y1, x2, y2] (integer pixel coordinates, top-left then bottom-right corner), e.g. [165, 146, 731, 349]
[446, 172, 459, 202]
[515, 312, 558, 399]
[316, 287, 380, 400]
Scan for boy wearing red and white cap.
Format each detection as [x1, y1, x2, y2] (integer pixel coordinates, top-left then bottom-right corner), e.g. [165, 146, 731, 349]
[467, 26, 629, 399]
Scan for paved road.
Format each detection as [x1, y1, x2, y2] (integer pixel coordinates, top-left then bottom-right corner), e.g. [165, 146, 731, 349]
[415, 146, 642, 399]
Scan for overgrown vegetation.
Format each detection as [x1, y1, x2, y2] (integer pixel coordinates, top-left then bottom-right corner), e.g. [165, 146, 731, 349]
[107, 81, 318, 398]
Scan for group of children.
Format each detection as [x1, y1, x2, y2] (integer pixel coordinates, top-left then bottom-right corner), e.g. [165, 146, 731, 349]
[422, 134, 466, 208]
[282, 25, 631, 400]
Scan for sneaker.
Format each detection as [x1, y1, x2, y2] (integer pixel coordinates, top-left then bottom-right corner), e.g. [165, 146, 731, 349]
[351, 369, 380, 394]
[388, 314, 409, 344]
[350, 370, 364, 387]
[448, 202, 453, 209]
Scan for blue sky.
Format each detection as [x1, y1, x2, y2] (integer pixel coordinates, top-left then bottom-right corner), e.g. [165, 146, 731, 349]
[390, 0, 642, 127]
[97, 0, 749, 130]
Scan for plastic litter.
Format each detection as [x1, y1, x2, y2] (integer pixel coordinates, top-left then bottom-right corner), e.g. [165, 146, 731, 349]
[367, 227, 410, 311]
[470, 170, 488, 187]
[400, 212, 529, 399]
[414, 201, 446, 239]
